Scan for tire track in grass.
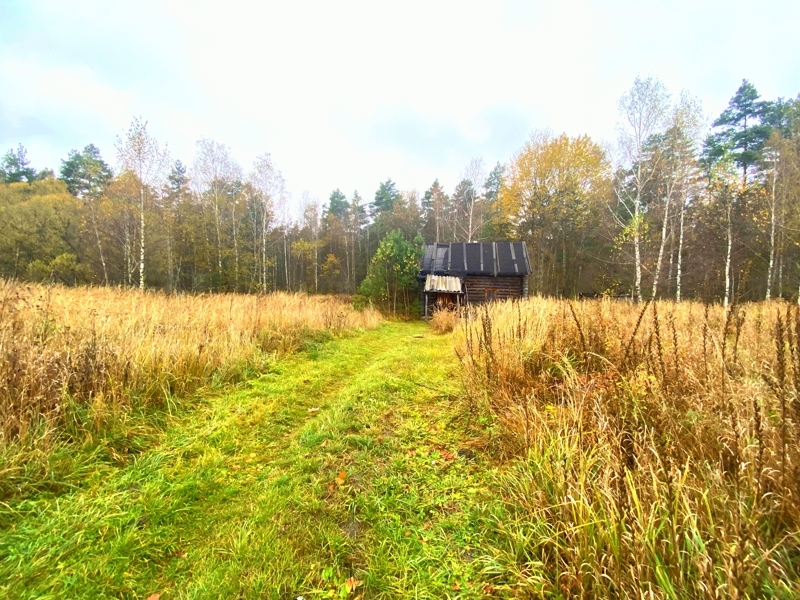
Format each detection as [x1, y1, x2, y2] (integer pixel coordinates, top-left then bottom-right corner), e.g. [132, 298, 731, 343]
[1, 322, 504, 599]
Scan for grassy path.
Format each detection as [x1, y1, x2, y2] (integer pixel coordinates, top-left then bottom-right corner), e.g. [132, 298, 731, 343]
[1, 322, 505, 599]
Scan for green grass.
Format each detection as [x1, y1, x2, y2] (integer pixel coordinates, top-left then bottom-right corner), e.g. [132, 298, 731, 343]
[0, 322, 508, 599]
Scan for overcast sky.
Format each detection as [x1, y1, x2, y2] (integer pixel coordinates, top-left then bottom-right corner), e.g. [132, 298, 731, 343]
[1, 0, 798, 210]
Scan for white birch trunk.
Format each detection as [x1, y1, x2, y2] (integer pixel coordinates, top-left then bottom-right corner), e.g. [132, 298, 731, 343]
[651, 192, 672, 299]
[634, 198, 643, 303]
[676, 199, 685, 303]
[766, 163, 778, 300]
[261, 207, 268, 293]
[231, 200, 239, 292]
[139, 186, 145, 290]
[283, 231, 290, 291]
[724, 202, 732, 308]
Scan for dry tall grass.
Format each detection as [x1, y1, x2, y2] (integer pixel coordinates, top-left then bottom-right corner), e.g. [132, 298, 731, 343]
[455, 298, 800, 597]
[0, 280, 380, 453]
[429, 306, 458, 333]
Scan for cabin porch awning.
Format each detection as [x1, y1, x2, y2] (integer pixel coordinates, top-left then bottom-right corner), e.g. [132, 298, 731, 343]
[424, 274, 464, 294]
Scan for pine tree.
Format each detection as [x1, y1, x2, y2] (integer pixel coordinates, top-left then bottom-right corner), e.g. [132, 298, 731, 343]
[704, 80, 771, 183]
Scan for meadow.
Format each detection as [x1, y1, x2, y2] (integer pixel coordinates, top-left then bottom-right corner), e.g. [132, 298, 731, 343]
[3, 282, 800, 597]
[0, 280, 381, 499]
[453, 297, 800, 597]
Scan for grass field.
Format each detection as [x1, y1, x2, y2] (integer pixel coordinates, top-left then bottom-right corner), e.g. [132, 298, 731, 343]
[454, 297, 800, 597]
[1, 321, 506, 598]
[2, 286, 800, 598]
[0, 281, 380, 499]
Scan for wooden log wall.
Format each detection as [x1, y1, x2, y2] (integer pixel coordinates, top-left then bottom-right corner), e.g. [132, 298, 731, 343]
[464, 276, 525, 304]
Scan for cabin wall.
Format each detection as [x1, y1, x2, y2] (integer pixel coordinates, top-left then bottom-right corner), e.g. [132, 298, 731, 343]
[464, 276, 524, 304]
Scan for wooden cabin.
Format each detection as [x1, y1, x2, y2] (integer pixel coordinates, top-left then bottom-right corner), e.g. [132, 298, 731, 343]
[418, 242, 531, 317]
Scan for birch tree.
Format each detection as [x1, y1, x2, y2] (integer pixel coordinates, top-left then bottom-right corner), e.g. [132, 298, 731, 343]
[116, 117, 169, 289]
[763, 136, 781, 300]
[272, 184, 293, 291]
[616, 76, 669, 302]
[191, 139, 242, 290]
[248, 153, 285, 293]
[461, 157, 487, 242]
[300, 192, 321, 292]
[650, 92, 703, 300]
[706, 156, 740, 307]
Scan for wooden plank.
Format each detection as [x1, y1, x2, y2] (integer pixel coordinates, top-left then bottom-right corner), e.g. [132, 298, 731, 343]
[464, 275, 524, 304]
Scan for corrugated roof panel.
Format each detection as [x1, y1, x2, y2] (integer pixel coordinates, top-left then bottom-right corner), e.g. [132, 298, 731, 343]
[424, 274, 464, 293]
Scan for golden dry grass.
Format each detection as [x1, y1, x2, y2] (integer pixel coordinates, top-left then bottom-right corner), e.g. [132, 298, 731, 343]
[429, 306, 458, 333]
[454, 297, 800, 597]
[0, 280, 381, 449]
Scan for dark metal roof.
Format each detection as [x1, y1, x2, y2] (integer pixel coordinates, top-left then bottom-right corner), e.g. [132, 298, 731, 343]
[419, 242, 532, 277]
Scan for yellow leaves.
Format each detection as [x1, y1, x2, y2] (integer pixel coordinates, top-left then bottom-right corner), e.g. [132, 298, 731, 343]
[328, 471, 347, 493]
[344, 576, 360, 593]
[497, 130, 610, 237]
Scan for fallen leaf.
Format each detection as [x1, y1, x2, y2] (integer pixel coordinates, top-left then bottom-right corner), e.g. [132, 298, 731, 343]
[146, 594, 161, 600]
[451, 581, 461, 590]
[335, 471, 347, 485]
[344, 577, 360, 592]
[422, 521, 431, 530]
[404, 530, 411, 537]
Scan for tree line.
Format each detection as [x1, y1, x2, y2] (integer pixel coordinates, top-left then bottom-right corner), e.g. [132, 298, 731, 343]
[1, 78, 798, 304]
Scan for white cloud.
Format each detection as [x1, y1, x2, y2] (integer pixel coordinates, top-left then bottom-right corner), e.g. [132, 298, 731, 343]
[0, 56, 133, 125]
[1, 0, 798, 205]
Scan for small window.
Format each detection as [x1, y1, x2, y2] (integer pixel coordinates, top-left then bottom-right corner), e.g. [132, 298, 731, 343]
[485, 288, 498, 301]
